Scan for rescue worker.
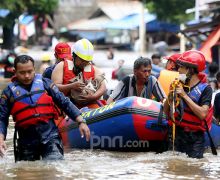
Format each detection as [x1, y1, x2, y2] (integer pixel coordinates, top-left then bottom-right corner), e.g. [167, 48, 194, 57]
[43, 42, 72, 79]
[51, 38, 106, 108]
[107, 57, 166, 104]
[163, 50, 213, 159]
[164, 53, 181, 71]
[0, 55, 90, 162]
[157, 53, 181, 96]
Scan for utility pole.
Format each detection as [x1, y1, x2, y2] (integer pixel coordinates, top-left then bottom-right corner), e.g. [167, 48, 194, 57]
[139, 0, 146, 55]
[180, 24, 186, 52]
[195, 0, 200, 21]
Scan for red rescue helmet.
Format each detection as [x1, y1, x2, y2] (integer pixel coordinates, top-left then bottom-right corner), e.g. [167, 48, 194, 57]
[55, 42, 72, 59]
[164, 53, 181, 63]
[176, 50, 206, 72]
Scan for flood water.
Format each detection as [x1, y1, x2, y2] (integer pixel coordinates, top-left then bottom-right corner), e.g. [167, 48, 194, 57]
[1, 124, 220, 180]
[1, 52, 220, 179]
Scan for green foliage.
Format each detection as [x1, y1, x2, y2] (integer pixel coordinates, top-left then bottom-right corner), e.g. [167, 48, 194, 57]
[0, 2, 19, 26]
[25, 0, 59, 14]
[0, 0, 26, 19]
[0, 0, 58, 26]
[145, 0, 195, 24]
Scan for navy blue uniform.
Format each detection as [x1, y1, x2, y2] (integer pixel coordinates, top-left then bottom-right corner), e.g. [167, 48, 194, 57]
[42, 64, 56, 79]
[0, 77, 81, 161]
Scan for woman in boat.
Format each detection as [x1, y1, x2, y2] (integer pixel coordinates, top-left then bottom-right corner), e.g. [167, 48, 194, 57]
[107, 57, 166, 104]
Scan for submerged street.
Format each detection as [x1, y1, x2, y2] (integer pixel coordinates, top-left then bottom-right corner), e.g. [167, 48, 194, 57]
[1, 124, 220, 179]
[0, 49, 220, 179]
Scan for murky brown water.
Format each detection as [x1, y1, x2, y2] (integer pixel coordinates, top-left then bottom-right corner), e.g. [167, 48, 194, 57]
[0, 122, 220, 180]
[1, 71, 220, 179]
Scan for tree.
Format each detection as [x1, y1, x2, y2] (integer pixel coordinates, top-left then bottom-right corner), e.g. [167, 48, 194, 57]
[145, 0, 195, 24]
[0, 1, 25, 49]
[0, 0, 58, 49]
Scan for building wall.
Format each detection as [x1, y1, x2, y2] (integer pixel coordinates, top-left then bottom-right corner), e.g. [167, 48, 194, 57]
[53, 0, 133, 31]
[54, 0, 98, 30]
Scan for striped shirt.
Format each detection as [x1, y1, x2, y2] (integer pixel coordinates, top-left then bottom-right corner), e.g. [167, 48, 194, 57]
[110, 74, 166, 102]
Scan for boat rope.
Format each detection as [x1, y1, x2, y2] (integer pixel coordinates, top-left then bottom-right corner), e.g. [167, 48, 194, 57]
[168, 78, 190, 152]
[168, 78, 179, 153]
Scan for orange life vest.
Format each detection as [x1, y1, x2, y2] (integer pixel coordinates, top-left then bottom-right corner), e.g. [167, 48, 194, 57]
[9, 74, 58, 128]
[170, 82, 212, 132]
[63, 60, 95, 85]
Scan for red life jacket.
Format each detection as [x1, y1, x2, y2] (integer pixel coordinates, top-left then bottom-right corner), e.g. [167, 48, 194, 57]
[170, 82, 212, 132]
[63, 60, 95, 85]
[9, 74, 58, 128]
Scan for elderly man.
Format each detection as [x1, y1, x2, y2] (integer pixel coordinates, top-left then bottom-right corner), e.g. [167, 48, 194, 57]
[107, 57, 166, 104]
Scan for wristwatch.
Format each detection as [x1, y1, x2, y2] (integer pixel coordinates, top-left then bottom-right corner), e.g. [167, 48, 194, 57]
[77, 119, 87, 126]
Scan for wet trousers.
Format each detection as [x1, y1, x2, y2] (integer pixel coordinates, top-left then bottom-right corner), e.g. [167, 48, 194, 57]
[15, 136, 64, 161]
[169, 126, 205, 159]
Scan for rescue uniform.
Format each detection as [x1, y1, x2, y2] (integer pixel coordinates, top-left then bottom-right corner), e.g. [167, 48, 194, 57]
[0, 74, 81, 161]
[63, 59, 95, 85]
[169, 81, 212, 158]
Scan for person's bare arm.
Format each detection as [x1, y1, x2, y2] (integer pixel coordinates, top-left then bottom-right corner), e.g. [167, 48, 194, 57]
[163, 89, 209, 121]
[181, 93, 209, 120]
[176, 85, 209, 120]
[51, 62, 84, 95]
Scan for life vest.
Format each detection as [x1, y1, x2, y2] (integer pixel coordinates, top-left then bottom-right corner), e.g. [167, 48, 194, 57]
[63, 60, 105, 108]
[9, 74, 58, 128]
[171, 82, 212, 132]
[63, 60, 95, 85]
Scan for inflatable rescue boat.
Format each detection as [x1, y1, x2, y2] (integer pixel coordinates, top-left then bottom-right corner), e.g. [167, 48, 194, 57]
[56, 96, 220, 151]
